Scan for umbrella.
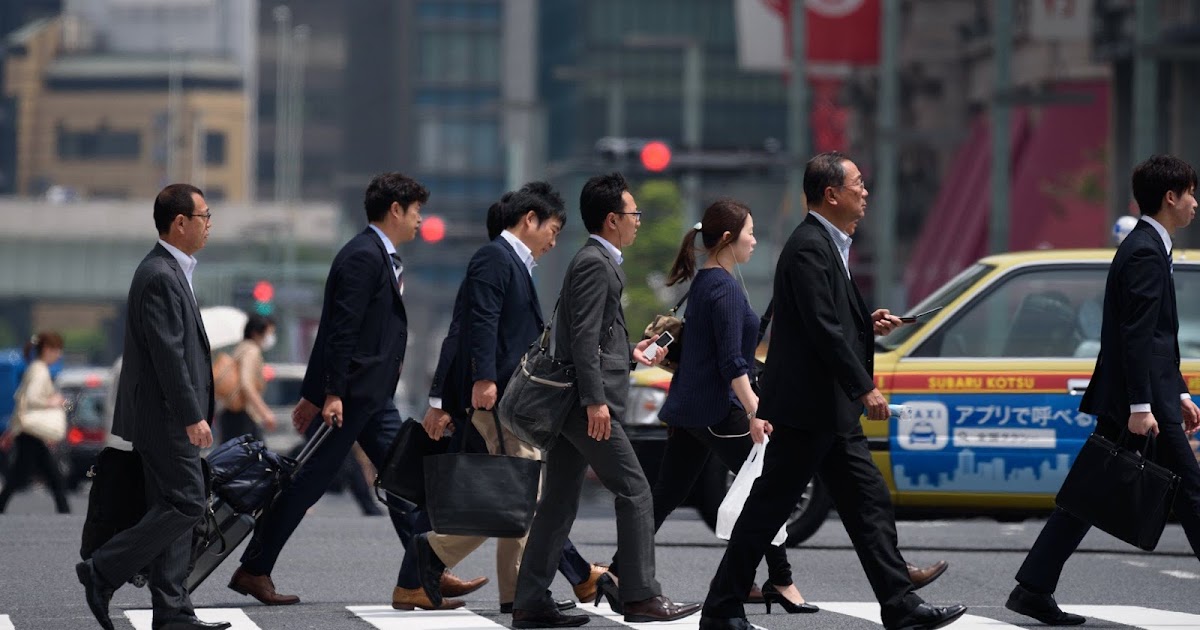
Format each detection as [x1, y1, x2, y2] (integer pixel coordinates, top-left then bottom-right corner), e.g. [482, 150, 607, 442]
[201, 306, 248, 350]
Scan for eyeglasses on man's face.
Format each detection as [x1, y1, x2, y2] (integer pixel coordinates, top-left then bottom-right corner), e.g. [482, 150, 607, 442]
[186, 211, 213, 221]
[616, 211, 643, 220]
[836, 178, 866, 191]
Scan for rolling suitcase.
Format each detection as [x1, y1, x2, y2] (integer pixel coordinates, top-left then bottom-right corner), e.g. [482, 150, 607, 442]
[185, 422, 332, 592]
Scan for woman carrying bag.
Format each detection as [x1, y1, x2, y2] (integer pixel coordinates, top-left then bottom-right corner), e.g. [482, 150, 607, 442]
[603, 199, 816, 614]
[0, 331, 70, 513]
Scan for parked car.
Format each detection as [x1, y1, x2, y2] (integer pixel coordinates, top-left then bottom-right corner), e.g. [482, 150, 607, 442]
[624, 248, 1200, 546]
[56, 366, 113, 490]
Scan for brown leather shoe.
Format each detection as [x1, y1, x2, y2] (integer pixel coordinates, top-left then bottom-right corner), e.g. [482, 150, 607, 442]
[392, 586, 465, 611]
[623, 595, 701, 623]
[572, 563, 608, 602]
[907, 560, 949, 590]
[228, 568, 300, 606]
[440, 571, 489, 597]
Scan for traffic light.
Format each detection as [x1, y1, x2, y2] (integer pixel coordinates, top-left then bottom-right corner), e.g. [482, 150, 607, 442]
[640, 141, 672, 172]
[594, 137, 674, 173]
[252, 280, 274, 316]
[420, 215, 446, 243]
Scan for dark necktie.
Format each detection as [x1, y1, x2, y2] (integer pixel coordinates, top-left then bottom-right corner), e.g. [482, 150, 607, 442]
[1169, 249, 1174, 276]
[390, 252, 404, 294]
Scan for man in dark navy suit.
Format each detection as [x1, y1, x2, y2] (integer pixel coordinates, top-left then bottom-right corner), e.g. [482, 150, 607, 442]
[228, 173, 450, 608]
[1007, 154, 1200, 626]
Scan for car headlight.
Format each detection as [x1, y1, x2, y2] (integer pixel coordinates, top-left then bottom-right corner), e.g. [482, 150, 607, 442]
[625, 386, 667, 426]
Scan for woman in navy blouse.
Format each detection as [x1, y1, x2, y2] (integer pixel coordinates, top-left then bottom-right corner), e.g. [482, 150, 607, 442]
[606, 199, 815, 614]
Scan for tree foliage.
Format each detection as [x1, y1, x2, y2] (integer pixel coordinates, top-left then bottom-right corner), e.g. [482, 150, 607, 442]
[622, 179, 685, 341]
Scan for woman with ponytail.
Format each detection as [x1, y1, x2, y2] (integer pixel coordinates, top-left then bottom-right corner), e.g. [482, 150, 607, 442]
[608, 199, 816, 614]
[0, 331, 70, 513]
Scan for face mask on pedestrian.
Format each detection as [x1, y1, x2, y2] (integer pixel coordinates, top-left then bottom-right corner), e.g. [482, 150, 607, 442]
[261, 332, 277, 352]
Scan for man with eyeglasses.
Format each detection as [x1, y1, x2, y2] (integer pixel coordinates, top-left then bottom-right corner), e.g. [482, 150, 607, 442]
[77, 184, 229, 630]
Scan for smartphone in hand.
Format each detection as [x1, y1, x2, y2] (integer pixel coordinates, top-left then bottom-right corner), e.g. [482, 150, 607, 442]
[644, 330, 675, 361]
[899, 306, 944, 323]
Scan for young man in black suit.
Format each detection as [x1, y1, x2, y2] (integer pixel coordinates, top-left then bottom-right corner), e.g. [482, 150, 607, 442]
[699, 153, 966, 630]
[228, 173, 472, 608]
[78, 184, 229, 630]
[1006, 154, 1200, 626]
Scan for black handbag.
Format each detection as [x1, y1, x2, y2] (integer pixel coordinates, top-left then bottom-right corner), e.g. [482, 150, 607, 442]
[424, 412, 542, 538]
[496, 300, 578, 450]
[375, 418, 450, 510]
[207, 434, 298, 514]
[642, 293, 688, 373]
[79, 447, 149, 587]
[1055, 430, 1180, 551]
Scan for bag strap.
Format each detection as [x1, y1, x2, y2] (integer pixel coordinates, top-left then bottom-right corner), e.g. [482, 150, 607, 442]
[537, 297, 561, 352]
[669, 291, 688, 315]
[757, 298, 775, 345]
[459, 409, 510, 457]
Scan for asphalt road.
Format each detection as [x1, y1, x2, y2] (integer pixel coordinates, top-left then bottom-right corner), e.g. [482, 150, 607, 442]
[1, 484, 1198, 630]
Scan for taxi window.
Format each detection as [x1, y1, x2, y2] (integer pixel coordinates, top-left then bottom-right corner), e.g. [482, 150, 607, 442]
[1178, 267, 1200, 358]
[877, 263, 994, 352]
[911, 266, 1107, 359]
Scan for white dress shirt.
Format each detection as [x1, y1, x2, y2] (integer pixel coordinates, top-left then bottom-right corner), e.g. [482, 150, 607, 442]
[157, 239, 198, 302]
[589, 234, 624, 265]
[1129, 216, 1190, 412]
[368, 224, 401, 284]
[809, 211, 853, 279]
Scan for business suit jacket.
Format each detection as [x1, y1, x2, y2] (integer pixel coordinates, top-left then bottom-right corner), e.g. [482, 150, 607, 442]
[430, 236, 545, 418]
[112, 244, 214, 447]
[555, 239, 632, 422]
[759, 213, 874, 433]
[301, 228, 408, 417]
[1080, 220, 1190, 426]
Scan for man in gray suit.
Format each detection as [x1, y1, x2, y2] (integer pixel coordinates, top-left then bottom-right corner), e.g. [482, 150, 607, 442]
[76, 184, 229, 630]
[510, 173, 700, 628]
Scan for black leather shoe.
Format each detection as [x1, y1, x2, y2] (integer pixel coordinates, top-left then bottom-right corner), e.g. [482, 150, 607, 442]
[1005, 584, 1086, 626]
[151, 617, 232, 630]
[410, 533, 446, 609]
[76, 560, 115, 630]
[502, 600, 576, 614]
[511, 607, 590, 628]
[885, 603, 968, 630]
[698, 616, 755, 630]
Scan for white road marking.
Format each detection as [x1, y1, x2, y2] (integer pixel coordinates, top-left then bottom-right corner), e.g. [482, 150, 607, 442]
[347, 605, 506, 629]
[1061, 605, 1200, 630]
[1124, 560, 1150, 567]
[817, 602, 1022, 628]
[126, 608, 261, 630]
[1160, 570, 1200, 579]
[0, 615, 13, 630]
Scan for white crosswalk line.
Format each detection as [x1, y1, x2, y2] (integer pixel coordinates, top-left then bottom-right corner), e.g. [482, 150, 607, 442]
[0, 614, 13, 630]
[816, 602, 1022, 629]
[347, 605, 506, 629]
[583, 601, 704, 629]
[126, 608, 261, 630]
[1061, 605, 1200, 630]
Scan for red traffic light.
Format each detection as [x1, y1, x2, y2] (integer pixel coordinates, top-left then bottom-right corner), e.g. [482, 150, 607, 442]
[252, 280, 274, 303]
[640, 141, 672, 172]
[420, 215, 446, 243]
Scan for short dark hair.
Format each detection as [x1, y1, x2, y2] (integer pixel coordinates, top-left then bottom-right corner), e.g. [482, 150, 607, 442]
[1132, 154, 1198, 217]
[153, 183, 204, 234]
[802, 151, 849, 209]
[363, 173, 430, 222]
[243, 314, 275, 340]
[486, 192, 513, 240]
[579, 172, 628, 234]
[503, 181, 568, 230]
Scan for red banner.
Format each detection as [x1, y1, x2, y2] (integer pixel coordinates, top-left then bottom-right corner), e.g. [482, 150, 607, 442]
[766, 0, 881, 65]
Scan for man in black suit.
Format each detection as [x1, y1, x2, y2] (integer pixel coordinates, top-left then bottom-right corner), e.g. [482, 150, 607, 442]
[226, 173, 482, 609]
[699, 153, 966, 630]
[77, 184, 229, 630]
[1006, 154, 1200, 626]
[510, 173, 700, 628]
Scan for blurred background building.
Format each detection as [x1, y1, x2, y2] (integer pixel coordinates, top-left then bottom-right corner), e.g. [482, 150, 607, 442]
[2, 0, 1200, 412]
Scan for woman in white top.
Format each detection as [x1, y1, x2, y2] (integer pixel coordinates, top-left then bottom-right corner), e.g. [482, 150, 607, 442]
[0, 331, 70, 513]
[215, 315, 278, 443]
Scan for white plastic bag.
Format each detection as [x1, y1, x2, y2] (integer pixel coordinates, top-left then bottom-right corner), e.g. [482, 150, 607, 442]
[716, 436, 787, 546]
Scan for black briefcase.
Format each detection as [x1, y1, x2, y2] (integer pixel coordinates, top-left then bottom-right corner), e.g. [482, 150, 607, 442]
[375, 418, 450, 510]
[1055, 431, 1180, 551]
[79, 447, 149, 587]
[424, 412, 541, 538]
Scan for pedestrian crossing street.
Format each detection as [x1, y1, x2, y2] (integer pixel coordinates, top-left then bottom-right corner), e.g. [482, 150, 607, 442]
[60, 602, 1195, 630]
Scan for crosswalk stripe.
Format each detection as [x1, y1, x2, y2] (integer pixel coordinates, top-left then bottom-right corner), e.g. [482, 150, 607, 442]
[347, 605, 506, 629]
[126, 608, 262, 630]
[816, 602, 1022, 628]
[583, 601, 702, 629]
[1061, 605, 1200, 630]
[0, 614, 13, 630]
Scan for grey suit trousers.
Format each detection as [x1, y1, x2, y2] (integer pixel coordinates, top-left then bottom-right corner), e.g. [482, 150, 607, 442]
[515, 407, 661, 609]
[91, 440, 206, 620]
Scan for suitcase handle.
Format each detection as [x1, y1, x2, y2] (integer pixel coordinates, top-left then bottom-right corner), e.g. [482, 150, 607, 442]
[293, 422, 333, 470]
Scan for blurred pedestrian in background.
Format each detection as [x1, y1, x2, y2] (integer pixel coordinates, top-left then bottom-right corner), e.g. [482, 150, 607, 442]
[215, 314, 279, 443]
[0, 331, 69, 514]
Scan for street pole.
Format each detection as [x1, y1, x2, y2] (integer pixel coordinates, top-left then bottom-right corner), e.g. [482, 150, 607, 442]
[989, 0, 1012, 255]
[1132, 0, 1159, 163]
[787, 0, 808, 221]
[286, 24, 310, 202]
[166, 51, 183, 183]
[874, 0, 900, 308]
[681, 41, 703, 228]
[273, 5, 291, 202]
[606, 81, 625, 138]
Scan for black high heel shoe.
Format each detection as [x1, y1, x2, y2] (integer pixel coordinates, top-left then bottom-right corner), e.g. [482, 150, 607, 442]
[761, 583, 819, 614]
[592, 573, 623, 614]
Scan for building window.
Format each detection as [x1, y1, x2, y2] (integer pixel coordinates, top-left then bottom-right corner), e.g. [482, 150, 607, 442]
[418, 30, 502, 84]
[205, 132, 227, 166]
[416, 118, 500, 173]
[56, 124, 141, 160]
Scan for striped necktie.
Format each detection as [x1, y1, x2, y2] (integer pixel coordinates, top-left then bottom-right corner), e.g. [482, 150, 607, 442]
[390, 252, 404, 294]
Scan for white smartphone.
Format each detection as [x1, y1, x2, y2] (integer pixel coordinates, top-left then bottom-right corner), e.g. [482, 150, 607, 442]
[644, 330, 675, 360]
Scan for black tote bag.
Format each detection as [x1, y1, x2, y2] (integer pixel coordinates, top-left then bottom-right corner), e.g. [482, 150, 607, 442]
[1055, 431, 1180, 551]
[496, 299, 578, 450]
[375, 418, 450, 510]
[424, 412, 542, 538]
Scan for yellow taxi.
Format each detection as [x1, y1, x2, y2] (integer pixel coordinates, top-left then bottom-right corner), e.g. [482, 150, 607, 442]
[624, 249, 1200, 545]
